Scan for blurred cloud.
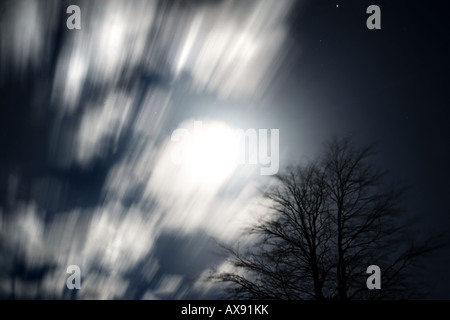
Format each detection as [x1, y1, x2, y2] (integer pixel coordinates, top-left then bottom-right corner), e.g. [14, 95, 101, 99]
[0, 0, 294, 299]
[82, 202, 159, 274]
[51, 44, 88, 114]
[1, 203, 48, 266]
[143, 274, 184, 300]
[75, 90, 134, 165]
[173, 0, 292, 99]
[144, 126, 264, 238]
[0, 0, 58, 80]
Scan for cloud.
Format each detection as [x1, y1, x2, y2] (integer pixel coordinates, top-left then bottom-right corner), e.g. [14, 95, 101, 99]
[173, 0, 292, 100]
[142, 274, 184, 300]
[51, 43, 88, 114]
[0, 121, 272, 299]
[51, 0, 157, 113]
[0, 0, 292, 299]
[0, 0, 58, 80]
[127, 119, 265, 240]
[0, 201, 161, 299]
[0, 203, 50, 267]
[75, 90, 134, 166]
[49, 0, 292, 113]
[82, 202, 159, 274]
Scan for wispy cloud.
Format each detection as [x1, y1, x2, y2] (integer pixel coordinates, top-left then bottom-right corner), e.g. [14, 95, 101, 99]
[0, 0, 293, 299]
[0, 0, 59, 80]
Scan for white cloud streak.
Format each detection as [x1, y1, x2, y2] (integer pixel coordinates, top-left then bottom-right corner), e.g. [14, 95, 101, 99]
[1, 0, 294, 299]
[75, 90, 133, 165]
[0, 0, 59, 80]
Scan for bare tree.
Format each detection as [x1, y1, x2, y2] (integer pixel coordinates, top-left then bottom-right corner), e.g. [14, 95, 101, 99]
[211, 138, 444, 299]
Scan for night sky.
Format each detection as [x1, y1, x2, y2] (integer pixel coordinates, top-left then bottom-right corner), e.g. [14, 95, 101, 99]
[1, 0, 449, 299]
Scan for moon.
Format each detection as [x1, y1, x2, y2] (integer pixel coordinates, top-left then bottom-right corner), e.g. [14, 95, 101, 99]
[181, 120, 240, 185]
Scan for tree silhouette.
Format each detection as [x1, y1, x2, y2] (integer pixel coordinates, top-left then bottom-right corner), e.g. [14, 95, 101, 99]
[211, 138, 444, 299]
